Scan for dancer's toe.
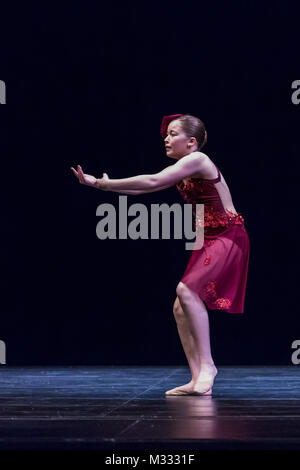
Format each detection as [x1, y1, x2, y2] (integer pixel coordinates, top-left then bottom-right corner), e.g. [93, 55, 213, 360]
[165, 382, 194, 396]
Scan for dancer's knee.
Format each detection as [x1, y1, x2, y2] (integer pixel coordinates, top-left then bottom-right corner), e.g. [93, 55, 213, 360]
[176, 281, 192, 303]
[176, 282, 204, 308]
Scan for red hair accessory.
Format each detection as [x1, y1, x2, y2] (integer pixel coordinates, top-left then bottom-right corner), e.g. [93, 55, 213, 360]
[160, 114, 185, 139]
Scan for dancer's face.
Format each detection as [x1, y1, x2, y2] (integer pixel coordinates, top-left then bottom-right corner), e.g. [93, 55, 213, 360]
[164, 120, 197, 159]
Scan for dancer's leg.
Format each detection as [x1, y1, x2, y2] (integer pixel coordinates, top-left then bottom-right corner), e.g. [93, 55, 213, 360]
[165, 282, 218, 396]
[173, 296, 201, 381]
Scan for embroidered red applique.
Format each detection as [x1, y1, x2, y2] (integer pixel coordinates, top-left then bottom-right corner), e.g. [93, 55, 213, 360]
[207, 240, 215, 246]
[204, 255, 211, 265]
[206, 281, 217, 298]
[215, 298, 232, 309]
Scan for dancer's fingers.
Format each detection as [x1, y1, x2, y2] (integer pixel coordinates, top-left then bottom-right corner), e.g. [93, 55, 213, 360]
[70, 167, 78, 177]
[77, 165, 84, 183]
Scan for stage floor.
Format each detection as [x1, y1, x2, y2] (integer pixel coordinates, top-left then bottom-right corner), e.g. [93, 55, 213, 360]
[0, 366, 299, 450]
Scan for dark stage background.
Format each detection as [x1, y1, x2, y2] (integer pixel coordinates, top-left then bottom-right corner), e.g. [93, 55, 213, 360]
[1, 1, 299, 365]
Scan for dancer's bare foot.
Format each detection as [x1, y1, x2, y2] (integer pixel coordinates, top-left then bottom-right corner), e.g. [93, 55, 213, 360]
[165, 365, 218, 396]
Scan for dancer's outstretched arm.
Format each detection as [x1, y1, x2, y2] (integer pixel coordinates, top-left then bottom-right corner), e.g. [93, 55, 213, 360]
[70, 151, 207, 192]
[71, 166, 174, 194]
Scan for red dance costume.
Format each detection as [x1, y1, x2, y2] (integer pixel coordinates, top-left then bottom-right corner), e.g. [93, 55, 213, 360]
[160, 113, 250, 313]
[176, 166, 250, 313]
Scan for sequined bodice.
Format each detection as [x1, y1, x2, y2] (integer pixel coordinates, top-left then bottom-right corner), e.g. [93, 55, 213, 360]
[176, 166, 245, 236]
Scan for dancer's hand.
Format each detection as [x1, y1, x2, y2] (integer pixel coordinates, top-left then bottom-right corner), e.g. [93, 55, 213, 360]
[71, 165, 97, 187]
[70, 165, 110, 190]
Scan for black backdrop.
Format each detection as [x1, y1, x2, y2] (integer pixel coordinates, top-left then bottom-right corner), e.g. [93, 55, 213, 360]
[1, 1, 299, 365]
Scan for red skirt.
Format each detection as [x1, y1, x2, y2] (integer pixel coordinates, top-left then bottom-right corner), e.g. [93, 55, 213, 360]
[179, 222, 250, 313]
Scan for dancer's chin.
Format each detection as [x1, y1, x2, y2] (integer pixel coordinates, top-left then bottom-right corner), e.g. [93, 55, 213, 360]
[166, 152, 177, 160]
